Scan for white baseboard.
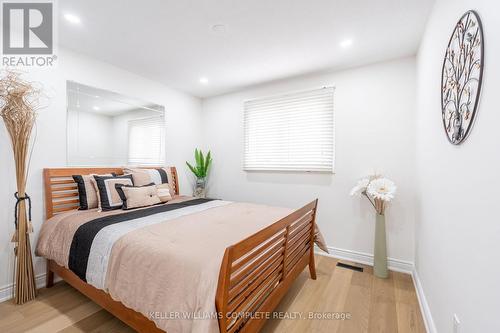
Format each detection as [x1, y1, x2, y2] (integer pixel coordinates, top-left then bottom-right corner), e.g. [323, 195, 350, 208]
[411, 268, 437, 333]
[316, 245, 414, 274]
[0, 274, 47, 303]
[315, 246, 436, 333]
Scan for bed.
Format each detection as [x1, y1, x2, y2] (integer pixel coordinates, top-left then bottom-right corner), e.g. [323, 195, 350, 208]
[37, 167, 322, 333]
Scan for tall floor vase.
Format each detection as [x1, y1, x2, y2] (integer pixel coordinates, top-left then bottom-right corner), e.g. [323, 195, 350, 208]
[13, 198, 36, 304]
[1, 71, 39, 304]
[374, 213, 388, 278]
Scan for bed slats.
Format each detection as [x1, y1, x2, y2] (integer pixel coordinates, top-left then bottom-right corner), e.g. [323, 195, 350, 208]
[215, 199, 318, 333]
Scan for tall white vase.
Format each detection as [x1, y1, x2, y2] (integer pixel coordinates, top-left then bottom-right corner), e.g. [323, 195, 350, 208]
[374, 213, 388, 278]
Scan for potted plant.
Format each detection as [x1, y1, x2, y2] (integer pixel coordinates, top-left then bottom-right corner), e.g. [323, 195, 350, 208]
[350, 175, 397, 278]
[186, 148, 212, 198]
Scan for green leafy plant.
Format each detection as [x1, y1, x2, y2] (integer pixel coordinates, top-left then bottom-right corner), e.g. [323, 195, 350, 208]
[186, 148, 212, 179]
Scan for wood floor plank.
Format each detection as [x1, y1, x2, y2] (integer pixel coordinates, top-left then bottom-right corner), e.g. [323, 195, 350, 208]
[0, 255, 425, 333]
[309, 261, 353, 333]
[393, 271, 426, 333]
[57, 309, 136, 333]
[338, 263, 373, 333]
[1, 284, 94, 333]
[368, 271, 399, 333]
[24, 300, 102, 333]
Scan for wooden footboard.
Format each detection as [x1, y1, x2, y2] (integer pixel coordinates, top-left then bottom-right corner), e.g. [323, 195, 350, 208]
[215, 199, 318, 333]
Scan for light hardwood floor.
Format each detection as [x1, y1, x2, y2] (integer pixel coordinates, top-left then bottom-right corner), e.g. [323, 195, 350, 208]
[0, 255, 425, 333]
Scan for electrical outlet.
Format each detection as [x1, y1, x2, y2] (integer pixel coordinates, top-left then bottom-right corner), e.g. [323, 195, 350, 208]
[453, 314, 461, 333]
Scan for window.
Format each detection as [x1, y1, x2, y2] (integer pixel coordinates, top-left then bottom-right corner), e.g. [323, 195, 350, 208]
[128, 116, 165, 165]
[244, 87, 334, 172]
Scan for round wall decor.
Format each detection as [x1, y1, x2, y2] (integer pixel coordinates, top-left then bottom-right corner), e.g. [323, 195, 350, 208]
[441, 10, 484, 145]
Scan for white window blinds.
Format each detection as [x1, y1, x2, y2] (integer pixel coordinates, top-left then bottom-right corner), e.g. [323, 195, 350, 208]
[244, 87, 334, 172]
[128, 116, 166, 165]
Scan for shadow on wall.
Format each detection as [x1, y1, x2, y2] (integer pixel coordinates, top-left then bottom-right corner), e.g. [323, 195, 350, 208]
[245, 171, 334, 186]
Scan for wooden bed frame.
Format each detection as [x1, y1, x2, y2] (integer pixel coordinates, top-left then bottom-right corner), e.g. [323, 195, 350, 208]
[43, 167, 318, 333]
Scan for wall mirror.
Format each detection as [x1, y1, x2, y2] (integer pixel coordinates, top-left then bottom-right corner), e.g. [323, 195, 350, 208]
[66, 81, 165, 166]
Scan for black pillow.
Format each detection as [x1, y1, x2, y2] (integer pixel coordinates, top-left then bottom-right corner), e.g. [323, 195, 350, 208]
[72, 173, 115, 210]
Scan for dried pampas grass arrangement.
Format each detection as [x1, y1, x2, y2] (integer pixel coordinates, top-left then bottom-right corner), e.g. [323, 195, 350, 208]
[0, 71, 42, 304]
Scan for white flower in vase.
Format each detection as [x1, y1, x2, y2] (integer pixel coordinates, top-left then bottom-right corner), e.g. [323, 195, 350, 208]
[349, 178, 370, 196]
[350, 175, 396, 215]
[366, 178, 397, 202]
[350, 174, 396, 279]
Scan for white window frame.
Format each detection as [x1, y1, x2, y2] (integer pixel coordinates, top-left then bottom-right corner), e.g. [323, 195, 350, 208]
[243, 86, 335, 173]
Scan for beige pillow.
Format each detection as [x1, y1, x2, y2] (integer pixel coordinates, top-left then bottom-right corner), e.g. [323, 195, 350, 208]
[116, 183, 161, 210]
[156, 183, 173, 202]
[124, 167, 175, 196]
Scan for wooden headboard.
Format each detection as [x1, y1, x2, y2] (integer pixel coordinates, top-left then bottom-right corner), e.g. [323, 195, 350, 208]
[43, 167, 179, 219]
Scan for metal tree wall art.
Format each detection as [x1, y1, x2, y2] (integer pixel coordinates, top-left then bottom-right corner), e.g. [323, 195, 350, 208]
[441, 10, 484, 145]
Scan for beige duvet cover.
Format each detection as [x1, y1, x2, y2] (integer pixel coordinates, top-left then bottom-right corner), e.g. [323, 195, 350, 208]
[36, 196, 327, 333]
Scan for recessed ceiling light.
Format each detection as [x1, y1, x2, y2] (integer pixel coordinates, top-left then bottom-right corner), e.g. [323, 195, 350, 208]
[92, 106, 100, 111]
[199, 77, 209, 84]
[340, 39, 353, 48]
[64, 13, 81, 24]
[212, 24, 226, 33]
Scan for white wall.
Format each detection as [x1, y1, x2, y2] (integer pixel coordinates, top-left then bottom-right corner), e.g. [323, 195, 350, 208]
[0, 48, 202, 294]
[415, 0, 500, 332]
[201, 57, 417, 263]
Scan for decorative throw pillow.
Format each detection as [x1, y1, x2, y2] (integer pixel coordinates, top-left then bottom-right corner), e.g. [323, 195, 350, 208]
[156, 183, 173, 202]
[115, 183, 161, 210]
[93, 174, 134, 211]
[72, 173, 114, 210]
[124, 167, 175, 195]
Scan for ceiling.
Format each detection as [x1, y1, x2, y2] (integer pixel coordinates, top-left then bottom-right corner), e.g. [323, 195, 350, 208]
[59, 0, 434, 98]
[67, 81, 164, 116]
